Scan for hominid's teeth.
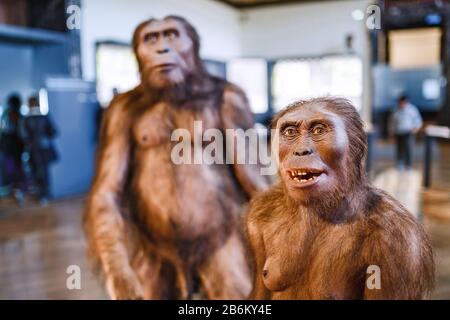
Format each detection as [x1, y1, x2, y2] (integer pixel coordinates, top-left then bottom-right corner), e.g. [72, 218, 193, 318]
[290, 170, 322, 181]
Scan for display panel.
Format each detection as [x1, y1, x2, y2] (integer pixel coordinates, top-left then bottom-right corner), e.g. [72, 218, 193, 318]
[96, 43, 140, 107]
[272, 55, 363, 112]
[227, 58, 268, 114]
[388, 27, 442, 69]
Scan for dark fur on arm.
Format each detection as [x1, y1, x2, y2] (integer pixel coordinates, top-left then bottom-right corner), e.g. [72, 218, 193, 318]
[84, 92, 144, 299]
[221, 83, 270, 197]
[363, 190, 435, 299]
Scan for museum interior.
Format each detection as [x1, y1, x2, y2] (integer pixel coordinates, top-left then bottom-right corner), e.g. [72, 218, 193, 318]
[0, 0, 450, 299]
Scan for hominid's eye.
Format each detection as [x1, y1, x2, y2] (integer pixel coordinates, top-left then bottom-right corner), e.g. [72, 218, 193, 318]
[143, 33, 158, 44]
[282, 126, 297, 138]
[165, 29, 179, 40]
[311, 124, 326, 135]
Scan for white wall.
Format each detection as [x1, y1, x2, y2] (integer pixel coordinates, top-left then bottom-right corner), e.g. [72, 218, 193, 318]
[239, 0, 374, 123]
[81, 0, 241, 81]
[240, 0, 372, 58]
[80, 0, 374, 122]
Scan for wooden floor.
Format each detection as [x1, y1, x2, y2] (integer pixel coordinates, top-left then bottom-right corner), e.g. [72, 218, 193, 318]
[422, 142, 450, 299]
[371, 140, 450, 299]
[1, 141, 450, 300]
[0, 197, 107, 299]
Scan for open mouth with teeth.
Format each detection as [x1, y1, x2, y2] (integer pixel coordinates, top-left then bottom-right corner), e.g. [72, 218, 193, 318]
[287, 169, 325, 185]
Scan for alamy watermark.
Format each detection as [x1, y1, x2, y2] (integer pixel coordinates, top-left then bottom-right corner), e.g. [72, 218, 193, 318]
[66, 4, 81, 30]
[366, 265, 381, 290]
[170, 121, 279, 176]
[64, 4, 381, 32]
[66, 264, 81, 290]
[366, 5, 381, 30]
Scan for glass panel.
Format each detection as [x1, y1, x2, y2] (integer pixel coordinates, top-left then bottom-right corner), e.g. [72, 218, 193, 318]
[96, 43, 139, 107]
[272, 55, 363, 112]
[389, 27, 442, 69]
[227, 58, 268, 114]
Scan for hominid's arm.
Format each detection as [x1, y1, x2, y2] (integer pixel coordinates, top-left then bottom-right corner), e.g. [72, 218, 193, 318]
[84, 95, 143, 299]
[362, 215, 434, 300]
[221, 84, 270, 197]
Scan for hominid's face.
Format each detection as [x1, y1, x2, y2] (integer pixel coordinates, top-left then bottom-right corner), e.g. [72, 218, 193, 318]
[136, 19, 195, 89]
[275, 103, 349, 204]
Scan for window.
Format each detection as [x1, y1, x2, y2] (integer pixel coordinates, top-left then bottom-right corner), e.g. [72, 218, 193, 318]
[272, 55, 363, 112]
[227, 58, 268, 114]
[96, 43, 140, 107]
[388, 27, 442, 69]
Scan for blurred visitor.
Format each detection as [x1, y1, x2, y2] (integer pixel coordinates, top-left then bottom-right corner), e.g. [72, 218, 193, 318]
[0, 93, 25, 203]
[390, 94, 423, 170]
[22, 95, 58, 204]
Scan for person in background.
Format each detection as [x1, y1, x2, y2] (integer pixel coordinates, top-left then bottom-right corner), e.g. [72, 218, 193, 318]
[22, 95, 58, 205]
[0, 93, 25, 203]
[390, 94, 423, 170]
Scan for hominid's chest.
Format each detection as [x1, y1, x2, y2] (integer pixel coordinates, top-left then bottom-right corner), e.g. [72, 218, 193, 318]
[132, 102, 222, 149]
[262, 219, 365, 298]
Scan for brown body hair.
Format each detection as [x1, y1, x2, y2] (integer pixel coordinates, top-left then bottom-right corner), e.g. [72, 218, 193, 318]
[84, 16, 269, 300]
[247, 97, 434, 299]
